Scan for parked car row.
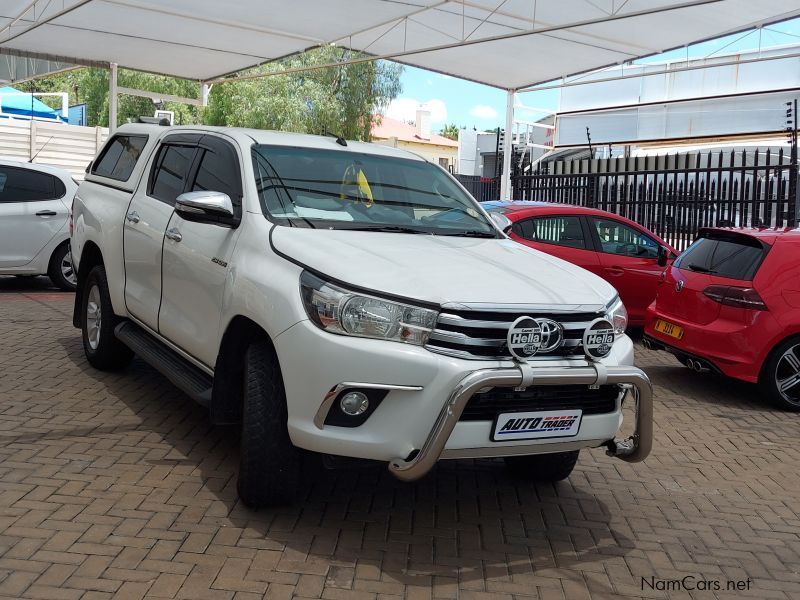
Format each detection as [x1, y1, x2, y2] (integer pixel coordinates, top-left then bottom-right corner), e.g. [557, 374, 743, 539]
[4, 127, 793, 514]
[481, 200, 800, 412]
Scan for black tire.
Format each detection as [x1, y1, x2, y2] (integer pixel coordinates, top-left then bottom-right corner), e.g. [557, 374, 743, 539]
[504, 450, 580, 481]
[237, 339, 301, 507]
[760, 337, 800, 411]
[81, 266, 133, 371]
[48, 242, 77, 291]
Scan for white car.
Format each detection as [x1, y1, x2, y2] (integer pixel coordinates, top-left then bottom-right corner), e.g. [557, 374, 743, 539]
[70, 124, 653, 507]
[0, 159, 77, 290]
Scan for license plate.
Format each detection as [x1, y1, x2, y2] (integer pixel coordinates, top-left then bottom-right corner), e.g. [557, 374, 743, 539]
[654, 319, 684, 339]
[492, 409, 583, 442]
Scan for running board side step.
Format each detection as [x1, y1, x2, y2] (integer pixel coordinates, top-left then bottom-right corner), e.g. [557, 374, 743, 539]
[114, 322, 213, 406]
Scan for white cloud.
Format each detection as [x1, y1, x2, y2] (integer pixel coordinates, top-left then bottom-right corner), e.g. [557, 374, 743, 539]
[469, 104, 498, 120]
[384, 97, 448, 124]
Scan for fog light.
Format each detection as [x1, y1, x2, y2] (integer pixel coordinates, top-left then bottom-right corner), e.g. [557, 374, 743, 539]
[340, 391, 369, 416]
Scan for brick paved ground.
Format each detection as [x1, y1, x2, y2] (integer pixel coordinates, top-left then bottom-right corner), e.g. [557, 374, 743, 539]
[1, 277, 800, 600]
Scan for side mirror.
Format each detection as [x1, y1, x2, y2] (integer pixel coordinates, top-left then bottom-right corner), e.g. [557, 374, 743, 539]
[489, 211, 512, 233]
[175, 191, 236, 226]
[657, 244, 669, 267]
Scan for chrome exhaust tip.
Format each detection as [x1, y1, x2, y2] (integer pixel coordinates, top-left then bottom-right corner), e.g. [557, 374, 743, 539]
[686, 358, 695, 370]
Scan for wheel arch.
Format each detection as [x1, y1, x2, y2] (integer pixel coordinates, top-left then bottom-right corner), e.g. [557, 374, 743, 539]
[72, 241, 105, 328]
[211, 315, 277, 425]
[758, 330, 800, 385]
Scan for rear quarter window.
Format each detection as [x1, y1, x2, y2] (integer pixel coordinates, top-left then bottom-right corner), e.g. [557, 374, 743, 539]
[675, 233, 766, 280]
[91, 134, 148, 182]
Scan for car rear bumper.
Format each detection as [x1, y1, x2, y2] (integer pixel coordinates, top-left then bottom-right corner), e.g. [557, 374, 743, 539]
[643, 307, 772, 382]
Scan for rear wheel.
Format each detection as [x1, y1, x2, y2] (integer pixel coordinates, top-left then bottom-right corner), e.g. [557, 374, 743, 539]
[761, 337, 800, 411]
[48, 242, 76, 291]
[505, 450, 580, 481]
[81, 266, 133, 370]
[237, 339, 301, 507]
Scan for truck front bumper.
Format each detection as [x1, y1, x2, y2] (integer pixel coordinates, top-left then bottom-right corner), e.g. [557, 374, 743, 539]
[388, 362, 652, 481]
[276, 320, 651, 481]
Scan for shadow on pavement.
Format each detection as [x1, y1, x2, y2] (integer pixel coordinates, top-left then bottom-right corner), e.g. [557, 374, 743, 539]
[56, 332, 635, 591]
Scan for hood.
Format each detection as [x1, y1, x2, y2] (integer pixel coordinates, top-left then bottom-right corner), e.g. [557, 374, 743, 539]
[271, 227, 616, 309]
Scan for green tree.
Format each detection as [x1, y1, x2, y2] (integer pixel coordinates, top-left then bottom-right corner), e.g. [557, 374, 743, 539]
[19, 47, 403, 140]
[205, 47, 402, 140]
[439, 123, 461, 140]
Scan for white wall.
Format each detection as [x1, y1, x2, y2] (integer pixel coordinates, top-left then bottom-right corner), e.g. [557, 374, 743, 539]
[0, 118, 108, 179]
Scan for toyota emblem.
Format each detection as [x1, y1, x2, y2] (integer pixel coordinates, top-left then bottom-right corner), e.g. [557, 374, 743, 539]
[506, 316, 564, 361]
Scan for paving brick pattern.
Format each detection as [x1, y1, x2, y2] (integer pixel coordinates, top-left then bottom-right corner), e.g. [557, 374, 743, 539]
[1, 278, 800, 600]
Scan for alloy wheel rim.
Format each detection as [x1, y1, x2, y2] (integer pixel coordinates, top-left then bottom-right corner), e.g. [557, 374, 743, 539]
[61, 251, 76, 285]
[775, 345, 800, 406]
[86, 284, 101, 350]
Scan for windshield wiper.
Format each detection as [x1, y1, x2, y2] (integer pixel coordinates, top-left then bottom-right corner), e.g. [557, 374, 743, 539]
[343, 225, 428, 234]
[686, 263, 716, 274]
[437, 230, 498, 238]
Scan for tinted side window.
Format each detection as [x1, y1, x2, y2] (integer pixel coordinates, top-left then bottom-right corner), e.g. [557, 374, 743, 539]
[675, 235, 765, 280]
[0, 166, 61, 202]
[92, 135, 148, 181]
[191, 141, 242, 204]
[511, 218, 535, 240]
[593, 218, 658, 258]
[149, 145, 198, 206]
[525, 215, 587, 249]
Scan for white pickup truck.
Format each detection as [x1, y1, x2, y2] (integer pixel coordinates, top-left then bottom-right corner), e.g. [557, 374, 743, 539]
[71, 123, 652, 507]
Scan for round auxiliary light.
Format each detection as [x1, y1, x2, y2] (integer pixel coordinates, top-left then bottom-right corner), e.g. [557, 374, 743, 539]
[583, 318, 616, 360]
[340, 391, 369, 416]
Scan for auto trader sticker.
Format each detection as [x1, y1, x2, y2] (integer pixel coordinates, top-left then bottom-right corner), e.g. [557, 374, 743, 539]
[492, 409, 583, 441]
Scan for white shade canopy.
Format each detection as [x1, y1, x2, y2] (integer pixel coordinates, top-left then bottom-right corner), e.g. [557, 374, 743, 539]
[1, 0, 798, 88]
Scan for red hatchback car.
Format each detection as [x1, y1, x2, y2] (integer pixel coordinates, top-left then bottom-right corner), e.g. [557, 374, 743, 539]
[483, 201, 677, 325]
[644, 227, 800, 410]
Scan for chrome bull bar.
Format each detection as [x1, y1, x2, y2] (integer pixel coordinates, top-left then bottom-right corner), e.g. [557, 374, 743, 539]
[388, 363, 653, 481]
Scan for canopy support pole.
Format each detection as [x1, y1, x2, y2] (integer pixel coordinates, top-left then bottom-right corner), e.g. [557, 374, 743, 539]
[109, 62, 118, 133]
[500, 89, 515, 201]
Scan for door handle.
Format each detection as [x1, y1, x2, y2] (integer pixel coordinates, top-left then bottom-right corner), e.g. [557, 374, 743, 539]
[35, 210, 57, 217]
[165, 227, 182, 242]
[606, 267, 625, 276]
[126, 211, 140, 224]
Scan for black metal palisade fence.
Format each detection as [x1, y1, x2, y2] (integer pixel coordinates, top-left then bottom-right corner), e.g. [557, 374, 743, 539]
[458, 148, 800, 252]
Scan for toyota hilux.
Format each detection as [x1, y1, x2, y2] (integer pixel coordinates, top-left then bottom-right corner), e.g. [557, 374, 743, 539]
[70, 124, 653, 506]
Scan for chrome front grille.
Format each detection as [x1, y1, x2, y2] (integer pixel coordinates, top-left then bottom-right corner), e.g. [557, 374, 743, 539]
[425, 308, 602, 360]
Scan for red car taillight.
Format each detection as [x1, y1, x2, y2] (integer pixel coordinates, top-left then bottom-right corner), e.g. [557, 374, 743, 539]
[703, 285, 767, 310]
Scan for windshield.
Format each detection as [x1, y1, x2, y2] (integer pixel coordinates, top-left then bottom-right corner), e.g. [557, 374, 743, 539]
[251, 145, 498, 236]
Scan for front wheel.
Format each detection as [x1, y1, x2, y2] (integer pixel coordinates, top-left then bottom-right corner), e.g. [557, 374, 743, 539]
[504, 450, 580, 481]
[81, 266, 133, 371]
[237, 340, 301, 507]
[760, 337, 800, 411]
[48, 242, 77, 291]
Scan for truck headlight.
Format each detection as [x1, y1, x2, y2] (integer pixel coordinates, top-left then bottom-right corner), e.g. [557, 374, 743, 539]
[300, 271, 438, 346]
[605, 295, 628, 334]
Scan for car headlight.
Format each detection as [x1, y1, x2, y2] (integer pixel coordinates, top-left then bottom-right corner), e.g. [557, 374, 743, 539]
[300, 271, 438, 346]
[605, 295, 628, 334]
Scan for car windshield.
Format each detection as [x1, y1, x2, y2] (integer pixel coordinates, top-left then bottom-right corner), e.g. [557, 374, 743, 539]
[251, 144, 498, 236]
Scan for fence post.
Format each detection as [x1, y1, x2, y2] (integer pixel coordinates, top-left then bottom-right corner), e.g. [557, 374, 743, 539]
[29, 120, 37, 161]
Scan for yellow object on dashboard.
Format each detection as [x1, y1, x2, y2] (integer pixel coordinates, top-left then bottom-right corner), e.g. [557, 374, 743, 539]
[341, 164, 374, 208]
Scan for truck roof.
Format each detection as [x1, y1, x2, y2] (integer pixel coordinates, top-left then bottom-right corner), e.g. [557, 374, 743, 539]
[115, 123, 428, 163]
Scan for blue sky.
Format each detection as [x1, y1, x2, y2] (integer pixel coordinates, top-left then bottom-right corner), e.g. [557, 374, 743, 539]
[388, 17, 800, 132]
